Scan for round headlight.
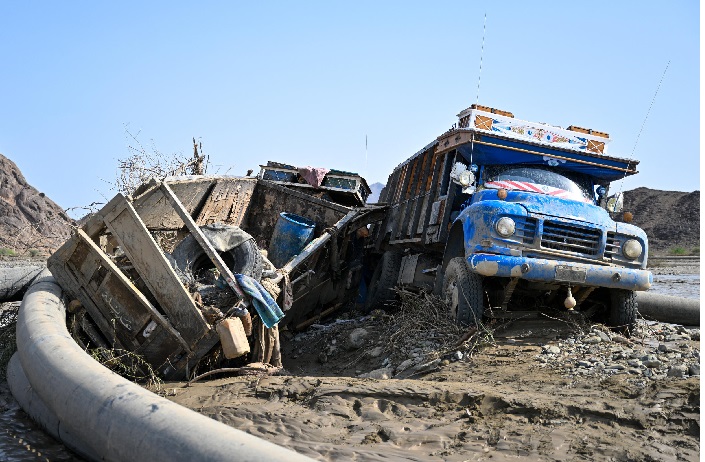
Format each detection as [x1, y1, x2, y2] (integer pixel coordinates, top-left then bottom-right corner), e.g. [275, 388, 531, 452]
[495, 217, 516, 237]
[622, 239, 643, 260]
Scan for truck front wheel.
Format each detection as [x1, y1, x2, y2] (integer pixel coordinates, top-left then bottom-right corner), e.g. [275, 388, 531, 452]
[609, 289, 637, 336]
[443, 257, 484, 326]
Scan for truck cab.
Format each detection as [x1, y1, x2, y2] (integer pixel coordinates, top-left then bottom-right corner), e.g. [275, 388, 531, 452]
[369, 105, 652, 334]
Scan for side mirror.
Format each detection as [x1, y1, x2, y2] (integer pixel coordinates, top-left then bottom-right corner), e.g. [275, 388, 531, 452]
[605, 192, 624, 213]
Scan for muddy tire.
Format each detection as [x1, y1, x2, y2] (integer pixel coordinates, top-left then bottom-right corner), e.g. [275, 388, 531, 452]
[609, 289, 637, 336]
[172, 232, 263, 281]
[364, 251, 402, 312]
[443, 257, 484, 326]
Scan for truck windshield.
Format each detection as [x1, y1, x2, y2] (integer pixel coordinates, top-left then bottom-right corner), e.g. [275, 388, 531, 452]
[484, 166, 594, 203]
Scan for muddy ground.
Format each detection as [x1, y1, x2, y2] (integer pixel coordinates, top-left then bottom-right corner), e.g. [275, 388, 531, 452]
[0, 261, 699, 461]
[167, 287, 700, 461]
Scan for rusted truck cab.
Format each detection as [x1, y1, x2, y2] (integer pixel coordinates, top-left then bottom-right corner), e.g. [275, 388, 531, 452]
[370, 105, 652, 333]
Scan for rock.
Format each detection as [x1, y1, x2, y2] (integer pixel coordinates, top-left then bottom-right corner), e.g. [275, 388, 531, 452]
[0, 154, 74, 254]
[542, 345, 561, 355]
[628, 368, 642, 375]
[666, 365, 688, 378]
[396, 359, 442, 378]
[368, 346, 384, 358]
[612, 335, 630, 344]
[688, 364, 700, 376]
[396, 359, 415, 373]
[657, 344, 669, 353]
[506, 338, 517, 344]
[577, 361, 592, 368]
[595, 331, 611, 342]
[347, 328, 369, 350]
[643, 359, 663, 369]
[605, 364, 625, 371]
[627, 359, 642, 368]
[453, 351, 463, 360]
[583, 336, 602, 345]
[359, 367, 394, 380]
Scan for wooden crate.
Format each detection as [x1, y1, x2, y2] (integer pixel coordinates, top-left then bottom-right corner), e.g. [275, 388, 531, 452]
[48, 193, 217, 380]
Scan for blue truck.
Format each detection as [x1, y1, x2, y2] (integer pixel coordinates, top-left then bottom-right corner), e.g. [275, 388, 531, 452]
[368, 104, 652, 334]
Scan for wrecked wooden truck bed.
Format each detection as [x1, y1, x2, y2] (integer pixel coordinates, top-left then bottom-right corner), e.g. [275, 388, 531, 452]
[48, 169, 385, 380]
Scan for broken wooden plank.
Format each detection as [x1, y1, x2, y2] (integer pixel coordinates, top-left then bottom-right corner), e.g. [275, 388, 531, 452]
[158, 181, 247, 301]
[101, 195, 209, 347]
[195, 178, 257, 227]
[133, 178, 215, 230]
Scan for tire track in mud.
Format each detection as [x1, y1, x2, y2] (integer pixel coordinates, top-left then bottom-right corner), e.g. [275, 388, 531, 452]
[169, 373, 699, 461]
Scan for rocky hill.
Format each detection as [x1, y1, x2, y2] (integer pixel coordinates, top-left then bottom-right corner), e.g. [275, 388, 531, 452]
[623, 187, 700, 254]
[0, 154, 74, 256]
[366, 182, 385, 204]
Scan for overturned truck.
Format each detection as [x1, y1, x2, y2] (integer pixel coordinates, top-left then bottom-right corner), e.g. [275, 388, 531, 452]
[368, 104, 653, 332]
[48, 167, 385, 380]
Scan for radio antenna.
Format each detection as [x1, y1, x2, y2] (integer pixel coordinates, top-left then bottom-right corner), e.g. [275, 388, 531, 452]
[630, 60, 670, 158]
[475, 13, 487, 106]
[616, 60, 670, 196]
[470, 13, 487, 167]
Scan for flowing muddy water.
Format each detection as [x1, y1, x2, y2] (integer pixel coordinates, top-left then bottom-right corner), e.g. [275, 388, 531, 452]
[0, 263, 699, 460]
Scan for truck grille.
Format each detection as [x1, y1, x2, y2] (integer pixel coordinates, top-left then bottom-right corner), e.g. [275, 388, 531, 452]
[605, 232, 620, 260]
[541, 221, 601, 256]
[516, 217, 537, 245]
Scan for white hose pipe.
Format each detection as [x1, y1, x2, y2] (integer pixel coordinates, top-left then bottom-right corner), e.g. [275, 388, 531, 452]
[0, 265, 44, 301]
[636, 291, 700, 326]
[14, 270, 312, 462]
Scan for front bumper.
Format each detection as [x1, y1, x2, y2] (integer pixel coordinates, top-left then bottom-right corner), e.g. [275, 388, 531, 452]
[468, 254, 652, 291]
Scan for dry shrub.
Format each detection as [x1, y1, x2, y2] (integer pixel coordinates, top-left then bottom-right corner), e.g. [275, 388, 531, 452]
[89, 347, 164, 392]
[383, 289, 495, 363]
[115, 129, 208, 197]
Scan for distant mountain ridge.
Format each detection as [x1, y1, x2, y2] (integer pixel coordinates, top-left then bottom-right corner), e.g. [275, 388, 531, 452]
[367, 182, 385, 204]
[623, 187, 699, 254]
[0, 153, 74, 255]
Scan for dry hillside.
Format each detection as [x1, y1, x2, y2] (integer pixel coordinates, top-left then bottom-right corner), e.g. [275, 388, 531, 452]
[623, 187, 700, 254]
[0, 154, 74, 255]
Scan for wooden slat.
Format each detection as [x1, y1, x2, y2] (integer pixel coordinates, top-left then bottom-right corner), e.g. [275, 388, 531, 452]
[132, 178, 215, 230]
[421, 152, 448, 241]
[195, 178, 257, 227]
[158, 182, 247, 301]
[408, 150, 434, 237]
[102, 194, 209, 346]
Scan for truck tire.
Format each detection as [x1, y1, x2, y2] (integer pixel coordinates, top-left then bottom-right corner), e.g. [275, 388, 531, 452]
[443, 257, 484, 326]
[364, 251, 402, 312]
[172, 232, 264, 282]
[609, 289, 637, 336]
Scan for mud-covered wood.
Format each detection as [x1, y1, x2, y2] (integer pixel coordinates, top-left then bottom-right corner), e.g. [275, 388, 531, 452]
[159, 182, 247, 300]
[48, 229, 191, 362]
[195, 178, 256, 227]
[102, 194, 209, 346]
[133, 178, 215, 230]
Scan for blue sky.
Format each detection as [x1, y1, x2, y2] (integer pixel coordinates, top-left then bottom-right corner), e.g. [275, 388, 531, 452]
[0, 2, 699, 216]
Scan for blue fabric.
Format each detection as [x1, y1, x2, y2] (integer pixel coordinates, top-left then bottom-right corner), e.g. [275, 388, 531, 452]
[234, 274, 285, 328]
